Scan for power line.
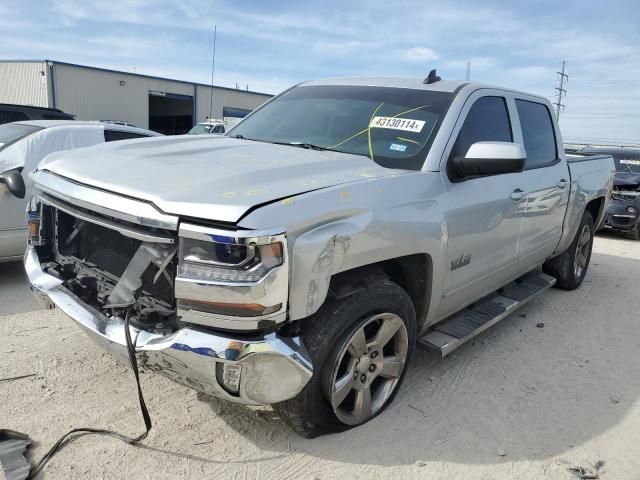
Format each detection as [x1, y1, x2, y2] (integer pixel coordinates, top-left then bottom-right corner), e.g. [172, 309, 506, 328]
[554, 60, 568, 121]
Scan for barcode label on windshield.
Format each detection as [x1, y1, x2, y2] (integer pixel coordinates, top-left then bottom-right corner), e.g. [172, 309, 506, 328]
[370, 116, 425, 133]
[620, 159, 640, 165]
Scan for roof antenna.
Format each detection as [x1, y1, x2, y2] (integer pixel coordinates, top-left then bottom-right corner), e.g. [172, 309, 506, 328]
[423, 69, 441, 84]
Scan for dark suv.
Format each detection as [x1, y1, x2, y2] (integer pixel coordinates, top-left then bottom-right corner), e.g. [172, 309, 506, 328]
[0, 103, 75, 125]
[576, 146, 640, 239]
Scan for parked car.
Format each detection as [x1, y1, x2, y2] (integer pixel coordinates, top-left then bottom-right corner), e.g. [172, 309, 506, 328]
[0, 121, 160, 262]
[100, 120, 139, 128]
[573, 145, 640, 239]
[24, 75, 614, 437]
[188, 120, 227, 135]
[0, 103, 75, 124]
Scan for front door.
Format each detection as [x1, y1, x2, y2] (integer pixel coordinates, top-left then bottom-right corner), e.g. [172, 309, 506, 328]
[437, 94, 526, 318]
[0, 175, 28, 259]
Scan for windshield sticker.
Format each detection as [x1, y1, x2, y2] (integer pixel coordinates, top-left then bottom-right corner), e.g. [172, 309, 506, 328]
[370, 116, 425, 133]
[389, 143, 407, 152]
[620, 159, 640, 165]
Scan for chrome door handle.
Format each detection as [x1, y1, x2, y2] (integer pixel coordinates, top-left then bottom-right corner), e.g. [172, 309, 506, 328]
[510, 188, 525, 201]
[557, 179, 569, 189]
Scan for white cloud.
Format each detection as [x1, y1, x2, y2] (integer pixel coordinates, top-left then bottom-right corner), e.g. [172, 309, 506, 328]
[402, 47, 439, 64]
[1, 0, 639, 142]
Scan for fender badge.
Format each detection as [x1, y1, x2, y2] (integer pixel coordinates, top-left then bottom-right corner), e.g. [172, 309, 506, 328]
[451, 254, 471, 270]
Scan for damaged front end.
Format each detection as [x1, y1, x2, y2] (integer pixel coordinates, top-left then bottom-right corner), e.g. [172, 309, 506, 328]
[604, 178, 640, 232]
[25, 172, 312, 405]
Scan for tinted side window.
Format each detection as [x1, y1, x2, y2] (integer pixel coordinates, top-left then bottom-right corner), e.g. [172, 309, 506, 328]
[0, 109, 30, 123]
[213, 125, 225, 133]
[450, 96, 512, 159]
[104, 130, 149, 142]
[516, 100, 557, 168]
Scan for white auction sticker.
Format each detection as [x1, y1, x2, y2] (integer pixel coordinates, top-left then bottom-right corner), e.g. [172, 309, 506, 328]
[370, 116, 425, 133]
[620, 159, 640, 165]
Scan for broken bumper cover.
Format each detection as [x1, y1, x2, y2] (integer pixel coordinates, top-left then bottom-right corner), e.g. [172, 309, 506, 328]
[603, 200, 639, 231]
[25, 246, 313, 405]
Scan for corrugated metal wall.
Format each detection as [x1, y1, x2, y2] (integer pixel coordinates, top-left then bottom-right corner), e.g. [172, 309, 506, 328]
[0, 61, 272, 130]
[54, 63, 195, 127]
[0, 61, 50, 107]
[194, 84, 271, 123]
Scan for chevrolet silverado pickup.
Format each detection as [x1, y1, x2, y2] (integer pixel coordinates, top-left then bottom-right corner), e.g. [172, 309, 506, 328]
[24, 75, 615, 437]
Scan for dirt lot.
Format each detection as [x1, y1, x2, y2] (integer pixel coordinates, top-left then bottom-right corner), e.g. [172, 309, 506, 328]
[2, 233, 639, 480]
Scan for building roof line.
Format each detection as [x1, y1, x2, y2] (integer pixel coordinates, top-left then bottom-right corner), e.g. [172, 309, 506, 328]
[0, 59, 273, 97]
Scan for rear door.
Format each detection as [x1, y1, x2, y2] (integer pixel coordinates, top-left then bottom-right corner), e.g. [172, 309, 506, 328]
[437, 91, 526, 318]
[512, 98, 569, 268]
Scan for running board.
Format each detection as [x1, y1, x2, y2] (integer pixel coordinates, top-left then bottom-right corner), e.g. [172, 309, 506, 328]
[418, 271, 556, 357]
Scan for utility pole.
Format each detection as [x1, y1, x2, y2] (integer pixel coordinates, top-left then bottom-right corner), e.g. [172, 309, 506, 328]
[465, 61, 471, 81]
[554, 60, 568, 121]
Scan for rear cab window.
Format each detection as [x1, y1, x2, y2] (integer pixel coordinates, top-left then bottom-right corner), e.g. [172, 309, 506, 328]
[515, 99, 558, 169]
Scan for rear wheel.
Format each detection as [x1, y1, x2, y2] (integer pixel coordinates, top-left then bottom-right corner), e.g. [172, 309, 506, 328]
[273, 280, 416, 437]
[543, 210, 594, 290]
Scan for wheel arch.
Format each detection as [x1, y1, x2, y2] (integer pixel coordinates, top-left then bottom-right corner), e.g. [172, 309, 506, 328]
[326, 253, 432, 331]
[585, 196, 606, 227]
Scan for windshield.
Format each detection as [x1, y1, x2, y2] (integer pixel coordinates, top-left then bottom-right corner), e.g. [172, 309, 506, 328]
[613, 151, 640, 174]
[188, 124, 214, 135]
[229, 85, 453, 170]
[0, 123, 42, 152]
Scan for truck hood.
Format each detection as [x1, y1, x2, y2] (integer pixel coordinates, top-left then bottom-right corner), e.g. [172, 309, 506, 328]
[614, 172, 640, 190]
[38, 135, 399, 223]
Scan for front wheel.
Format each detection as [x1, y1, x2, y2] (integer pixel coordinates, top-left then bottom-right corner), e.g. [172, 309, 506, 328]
[273, 280, 416, 437]
[629, 223, 640, 241]
[543, 210, 594, 290]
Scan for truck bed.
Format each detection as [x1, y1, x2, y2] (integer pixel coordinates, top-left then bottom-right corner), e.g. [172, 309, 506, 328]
[566, 152, 614, 163]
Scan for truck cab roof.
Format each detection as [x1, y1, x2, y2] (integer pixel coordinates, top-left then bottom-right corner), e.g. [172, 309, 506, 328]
[303, 76, 550, 103]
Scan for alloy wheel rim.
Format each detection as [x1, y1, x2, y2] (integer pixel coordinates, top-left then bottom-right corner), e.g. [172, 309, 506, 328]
[574, 224, 591, 278]
[329, 313, 408, 425]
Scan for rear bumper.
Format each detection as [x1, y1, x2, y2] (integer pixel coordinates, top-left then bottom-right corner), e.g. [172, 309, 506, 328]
[24, 246, 312, 405]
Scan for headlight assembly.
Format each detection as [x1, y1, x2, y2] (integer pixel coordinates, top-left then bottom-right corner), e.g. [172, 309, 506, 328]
[179, 236, 283, 283]
[175, 223, 288, 326]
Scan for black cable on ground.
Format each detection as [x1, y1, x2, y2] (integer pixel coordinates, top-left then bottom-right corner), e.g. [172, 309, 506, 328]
[26, 309, 153, 479]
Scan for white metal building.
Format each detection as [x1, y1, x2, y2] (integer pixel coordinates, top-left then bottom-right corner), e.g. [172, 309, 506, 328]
[0, 60, 273, 134]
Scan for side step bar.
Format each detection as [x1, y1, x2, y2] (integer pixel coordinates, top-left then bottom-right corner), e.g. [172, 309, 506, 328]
[418, 271, 556, 357]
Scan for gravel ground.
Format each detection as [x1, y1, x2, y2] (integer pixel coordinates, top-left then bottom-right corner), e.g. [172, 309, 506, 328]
[1, 233, 639, 480]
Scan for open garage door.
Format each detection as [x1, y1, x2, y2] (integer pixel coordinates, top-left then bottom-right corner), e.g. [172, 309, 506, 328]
[222, 106, 252, 129]
[149, 92, 194, 135]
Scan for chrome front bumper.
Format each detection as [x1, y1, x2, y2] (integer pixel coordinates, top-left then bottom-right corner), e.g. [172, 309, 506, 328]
[25, 246, 313, 405]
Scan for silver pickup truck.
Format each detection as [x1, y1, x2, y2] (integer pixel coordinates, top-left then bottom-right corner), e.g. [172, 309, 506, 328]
[24, 75, 614, 437]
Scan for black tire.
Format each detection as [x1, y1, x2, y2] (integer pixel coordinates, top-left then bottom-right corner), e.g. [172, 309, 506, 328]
[629, 223, 640, 241]
[273, 280, 416, 438]
[543, 210, 594, 290]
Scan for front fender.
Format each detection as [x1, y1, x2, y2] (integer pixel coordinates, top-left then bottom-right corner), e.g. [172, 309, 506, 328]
[238, 171, 449, 323]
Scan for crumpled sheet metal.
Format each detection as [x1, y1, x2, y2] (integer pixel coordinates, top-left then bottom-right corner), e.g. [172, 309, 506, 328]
[0, 430, 32, 480]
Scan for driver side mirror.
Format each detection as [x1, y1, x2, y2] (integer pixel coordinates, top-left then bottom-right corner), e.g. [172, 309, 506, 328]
[0, 169, 26, 199]
[452, 142, 526, 178]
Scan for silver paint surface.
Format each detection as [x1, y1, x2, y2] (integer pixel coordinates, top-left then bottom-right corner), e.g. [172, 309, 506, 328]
[30, 77, 615, 337]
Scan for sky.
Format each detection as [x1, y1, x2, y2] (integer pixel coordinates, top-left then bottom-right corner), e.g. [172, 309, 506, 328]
[1, 0, 639, 144]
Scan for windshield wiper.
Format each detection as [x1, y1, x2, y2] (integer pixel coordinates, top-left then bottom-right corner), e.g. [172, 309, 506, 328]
[272, 141, 335, 151]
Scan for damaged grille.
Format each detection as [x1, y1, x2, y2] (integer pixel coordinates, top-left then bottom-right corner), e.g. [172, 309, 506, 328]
[54, 209, 176, 307]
